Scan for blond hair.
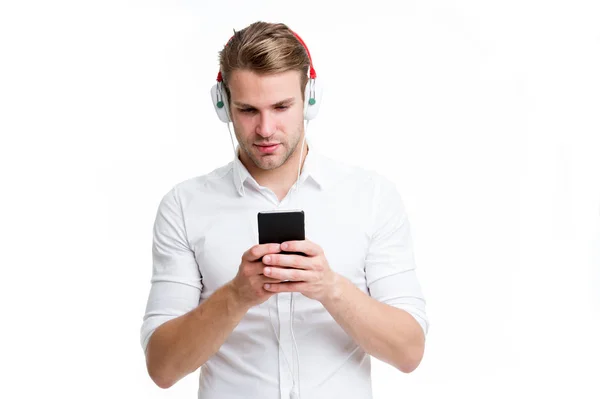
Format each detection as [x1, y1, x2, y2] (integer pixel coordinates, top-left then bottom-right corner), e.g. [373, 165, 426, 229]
[218, 21, 311, 103]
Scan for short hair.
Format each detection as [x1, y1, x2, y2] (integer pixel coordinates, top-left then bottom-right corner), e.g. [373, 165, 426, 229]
[218, 21, 311, 103]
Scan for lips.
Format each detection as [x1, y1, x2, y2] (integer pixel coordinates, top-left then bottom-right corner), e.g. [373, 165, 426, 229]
[255, 143, 280, 154]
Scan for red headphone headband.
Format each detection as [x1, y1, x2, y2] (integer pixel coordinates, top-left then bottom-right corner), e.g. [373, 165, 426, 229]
[216, 30, 317, 82]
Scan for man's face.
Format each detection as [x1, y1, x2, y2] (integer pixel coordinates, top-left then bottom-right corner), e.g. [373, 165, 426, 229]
[227, 69, 305, 171]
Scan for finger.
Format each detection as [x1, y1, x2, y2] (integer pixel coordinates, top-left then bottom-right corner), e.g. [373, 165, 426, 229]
[244, 258, 292, 279]
[263, 266, 313, 282]
[280, 239, 321, 257]
[244, 243, 281, 262]
[264, 281, 307, 293]
[263, 253, 312, 269]
[246, 262, 280, 278]
[262, 275, 283, 283]
[243, 262, 292, 281]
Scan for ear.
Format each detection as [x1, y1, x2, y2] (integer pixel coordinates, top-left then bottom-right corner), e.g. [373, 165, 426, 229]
[210, 83, 232, 123]
[303, 78, 323, 120]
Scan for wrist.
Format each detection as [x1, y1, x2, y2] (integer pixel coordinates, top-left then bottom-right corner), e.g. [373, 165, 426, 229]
[226, 281, 251, 313]
[321, 272, 345, 306]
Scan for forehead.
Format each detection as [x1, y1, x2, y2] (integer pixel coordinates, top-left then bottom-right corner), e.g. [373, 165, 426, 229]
[227, 69, 303, 105]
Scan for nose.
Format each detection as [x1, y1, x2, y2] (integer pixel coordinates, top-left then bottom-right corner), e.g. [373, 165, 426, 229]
[255, 111, 276, 137]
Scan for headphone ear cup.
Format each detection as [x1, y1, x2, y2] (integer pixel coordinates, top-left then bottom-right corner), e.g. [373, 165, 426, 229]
[303, 78, 323, 120]
[210, 83, 232, 123]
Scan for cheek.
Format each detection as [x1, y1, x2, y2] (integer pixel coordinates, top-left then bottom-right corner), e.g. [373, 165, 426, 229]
[233, 117, 255, 136]
[280, 110, 303, 130]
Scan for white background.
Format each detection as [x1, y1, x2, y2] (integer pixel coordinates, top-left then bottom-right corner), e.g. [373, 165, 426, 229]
[1, 0, 599, 398]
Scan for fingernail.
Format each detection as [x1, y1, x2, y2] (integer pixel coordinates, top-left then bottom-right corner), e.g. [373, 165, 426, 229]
[281, 243, 288, 250]
[264, 284, 271, 289]
[264, 267, 271, 275]
[264, 256, 270, 263]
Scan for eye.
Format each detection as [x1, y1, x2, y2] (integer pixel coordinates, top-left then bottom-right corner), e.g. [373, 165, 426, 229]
[239, 108, 256, 114]
[275, 106, 289, 111]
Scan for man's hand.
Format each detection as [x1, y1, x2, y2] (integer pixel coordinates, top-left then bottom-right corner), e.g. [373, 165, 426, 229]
[261, 239, 340, 303]
[229, 243, 286, 308]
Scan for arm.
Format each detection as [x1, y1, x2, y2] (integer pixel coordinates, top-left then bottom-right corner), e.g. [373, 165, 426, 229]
[321, 274, 425, 373]
[262, 175, 428, 371]
[325, 174, 428, 373]
[140, 187, 249, 388]
[264, 240, 427, 373]
[141, 188, 282, 389]
[145, 282, 250, 389]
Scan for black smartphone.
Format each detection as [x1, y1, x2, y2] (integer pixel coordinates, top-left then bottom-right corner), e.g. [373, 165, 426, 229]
[258, 210, 305, 256]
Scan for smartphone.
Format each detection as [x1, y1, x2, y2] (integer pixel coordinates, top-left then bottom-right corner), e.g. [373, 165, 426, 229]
[258, 210, 305, 256]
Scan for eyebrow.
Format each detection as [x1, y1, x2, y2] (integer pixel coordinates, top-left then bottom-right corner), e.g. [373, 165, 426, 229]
[233, 97, 295, 108]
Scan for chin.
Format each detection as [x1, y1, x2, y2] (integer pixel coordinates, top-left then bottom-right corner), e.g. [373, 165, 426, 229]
[255, 157, 285, 171]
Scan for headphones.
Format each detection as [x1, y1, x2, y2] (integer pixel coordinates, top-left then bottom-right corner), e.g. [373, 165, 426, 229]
[210, 30, 323, 123]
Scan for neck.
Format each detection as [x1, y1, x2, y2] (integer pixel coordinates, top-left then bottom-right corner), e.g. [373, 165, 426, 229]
[241, 140, 309, 198]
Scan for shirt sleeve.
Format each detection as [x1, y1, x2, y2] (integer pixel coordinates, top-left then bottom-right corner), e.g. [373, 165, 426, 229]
[140, 186, 203, 353]
[364, 175, 429, 337]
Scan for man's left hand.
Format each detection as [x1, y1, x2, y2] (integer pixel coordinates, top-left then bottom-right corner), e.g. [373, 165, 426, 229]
[261, 239, 339, 303]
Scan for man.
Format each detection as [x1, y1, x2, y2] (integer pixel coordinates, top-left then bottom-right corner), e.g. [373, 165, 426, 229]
[141, 21, 428, 399]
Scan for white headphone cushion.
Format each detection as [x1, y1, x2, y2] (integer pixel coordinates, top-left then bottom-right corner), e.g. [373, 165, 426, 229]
[303, 78, 323, 120]
[210, 83, 232, 123]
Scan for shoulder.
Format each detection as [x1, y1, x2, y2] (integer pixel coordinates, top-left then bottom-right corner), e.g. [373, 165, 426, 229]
[158, 161, 234, 208]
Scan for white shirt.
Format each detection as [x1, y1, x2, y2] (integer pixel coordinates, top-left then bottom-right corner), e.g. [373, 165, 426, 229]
[140, 139, 429, 399]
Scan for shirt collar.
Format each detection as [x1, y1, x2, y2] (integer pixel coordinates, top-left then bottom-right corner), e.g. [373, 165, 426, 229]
[232, 136, 328, 197]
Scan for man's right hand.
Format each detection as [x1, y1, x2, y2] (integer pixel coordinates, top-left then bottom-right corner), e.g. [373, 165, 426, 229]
[229, 243, 284, 308]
